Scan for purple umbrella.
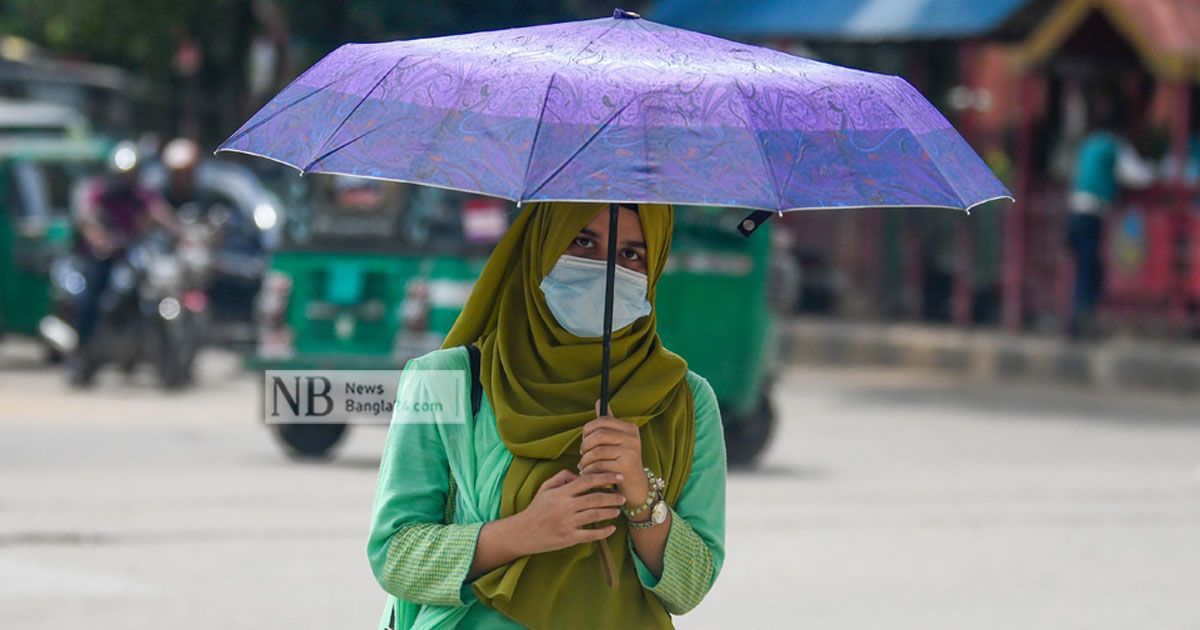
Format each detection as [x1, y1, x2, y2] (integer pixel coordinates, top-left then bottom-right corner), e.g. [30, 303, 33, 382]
[218, 8, 1010, 410]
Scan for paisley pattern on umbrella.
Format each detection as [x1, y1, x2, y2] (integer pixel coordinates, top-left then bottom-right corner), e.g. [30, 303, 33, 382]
[219, 14, 1010, 212]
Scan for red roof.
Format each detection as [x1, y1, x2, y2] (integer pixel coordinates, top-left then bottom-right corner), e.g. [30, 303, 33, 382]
[1018, 0, 1200, 82]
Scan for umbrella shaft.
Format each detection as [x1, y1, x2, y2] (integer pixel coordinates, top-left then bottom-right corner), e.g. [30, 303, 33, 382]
[599, 203, 618, 416]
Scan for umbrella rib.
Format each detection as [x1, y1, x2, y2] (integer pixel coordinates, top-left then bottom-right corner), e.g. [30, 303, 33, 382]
[220, 75, 348, 149]
[518, 74, 558, 203]
[438, 22, 617, 201]
[631, 16, 675, 50]
[306, 61, 487, 180]
[776, 130, 807, 203]
[567, 18, 623, 62]
[898, 130, 972, 210]
[881, 77, 973, 209]
[300, 57, 407, 173]
[735, 90, 785, 211]
[294, 116, 407, 174]
[518, 19, 627, 202]
[523, 98, 636, 201]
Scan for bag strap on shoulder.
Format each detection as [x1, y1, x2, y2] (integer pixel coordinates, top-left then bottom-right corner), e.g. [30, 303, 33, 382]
[465, 344, 483, 417]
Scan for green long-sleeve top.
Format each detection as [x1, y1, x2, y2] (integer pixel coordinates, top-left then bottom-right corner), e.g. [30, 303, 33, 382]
[368, 347, 727, 629]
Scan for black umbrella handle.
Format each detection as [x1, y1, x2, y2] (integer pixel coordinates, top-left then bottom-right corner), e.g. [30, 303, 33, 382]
[593, 203, 623, 589]
[599, 203, 619, 416]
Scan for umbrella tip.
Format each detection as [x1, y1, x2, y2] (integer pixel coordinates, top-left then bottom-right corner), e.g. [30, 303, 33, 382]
[613, 8, 641, 19]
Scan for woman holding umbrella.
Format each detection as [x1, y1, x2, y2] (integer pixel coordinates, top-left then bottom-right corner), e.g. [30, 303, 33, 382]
[220, 10, 1010, 630]
[367, 201, 726, 629]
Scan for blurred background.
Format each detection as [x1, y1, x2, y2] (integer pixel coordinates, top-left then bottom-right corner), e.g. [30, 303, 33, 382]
[1, 1, 1198, 628]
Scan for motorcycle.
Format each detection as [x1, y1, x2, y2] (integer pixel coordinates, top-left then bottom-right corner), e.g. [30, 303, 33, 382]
[184, 201, 264, 350]
[45, 228, 211, 389]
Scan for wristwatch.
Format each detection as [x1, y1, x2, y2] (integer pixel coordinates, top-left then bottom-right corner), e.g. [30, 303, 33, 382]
[627, 467, 668, 530]
[629, 496, 668, 529]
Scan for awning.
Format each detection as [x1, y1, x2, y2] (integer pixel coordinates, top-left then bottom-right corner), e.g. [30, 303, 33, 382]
[648, 0, 1032, 41]
[1014, 0, 1200, 82]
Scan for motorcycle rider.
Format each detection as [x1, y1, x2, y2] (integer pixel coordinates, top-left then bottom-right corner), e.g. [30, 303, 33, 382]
[161, 137, 209, 211]
[70, 141, 181, 383]
[159, 136, 269, 336]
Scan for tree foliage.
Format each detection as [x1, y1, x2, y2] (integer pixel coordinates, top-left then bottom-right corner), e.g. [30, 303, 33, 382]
[2, 0, 594, 80]
[3, 0, 250, 82]
[0, 0, 629, 138]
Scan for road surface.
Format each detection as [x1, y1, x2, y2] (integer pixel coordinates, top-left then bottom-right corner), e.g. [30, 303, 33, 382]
[1, 343, 1197, 629]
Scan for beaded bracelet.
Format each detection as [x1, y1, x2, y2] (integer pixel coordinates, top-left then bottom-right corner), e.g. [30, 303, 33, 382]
[623, 467, 665, 518]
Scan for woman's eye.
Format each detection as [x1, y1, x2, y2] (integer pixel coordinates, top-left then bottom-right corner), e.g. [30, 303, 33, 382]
[573, 236, 594, 248]
[621, 249, 641, 261]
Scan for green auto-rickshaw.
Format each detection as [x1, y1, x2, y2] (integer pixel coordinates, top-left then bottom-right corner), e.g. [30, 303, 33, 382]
[0, 136, 109, 357]
[250, 175, 780, 465]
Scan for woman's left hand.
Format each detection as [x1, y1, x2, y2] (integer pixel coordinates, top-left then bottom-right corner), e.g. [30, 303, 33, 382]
[579, 401, 650, 506]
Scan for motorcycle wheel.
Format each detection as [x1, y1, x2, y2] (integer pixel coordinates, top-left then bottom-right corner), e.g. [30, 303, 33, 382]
[156, 318, 191, 390]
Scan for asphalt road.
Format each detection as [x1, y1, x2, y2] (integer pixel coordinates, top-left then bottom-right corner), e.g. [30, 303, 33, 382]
[1, 342, 1198, 629]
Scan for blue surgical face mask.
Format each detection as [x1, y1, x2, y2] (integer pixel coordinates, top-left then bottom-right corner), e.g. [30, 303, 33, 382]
[539, 254, 652, 338]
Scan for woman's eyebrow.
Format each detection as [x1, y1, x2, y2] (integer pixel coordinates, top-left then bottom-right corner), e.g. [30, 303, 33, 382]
[577, 227, 644, 249]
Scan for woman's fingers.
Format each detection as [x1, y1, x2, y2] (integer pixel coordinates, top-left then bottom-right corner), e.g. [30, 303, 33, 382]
[564, 471, 623, 495]
[573, 525, 617, 543]
[540, 468, 579, 491]
[578, 445, 627, 471]
[576, 490, 627, 509]
[582, 417, 638, 438]
[578, 460, 616, 476]
[573, 507, 623, 526]
[580, 427, 628, 454]
[579, 455, 633, 476]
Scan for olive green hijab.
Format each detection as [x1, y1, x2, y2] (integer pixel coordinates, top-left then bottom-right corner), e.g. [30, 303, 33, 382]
[442, 201, 695, 629]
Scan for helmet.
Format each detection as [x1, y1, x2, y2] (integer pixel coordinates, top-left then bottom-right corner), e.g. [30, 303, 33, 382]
[162, 137, 200, 171]
[107, 140, 141, 174]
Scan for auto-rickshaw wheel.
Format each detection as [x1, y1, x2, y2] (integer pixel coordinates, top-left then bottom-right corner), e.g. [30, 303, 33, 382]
[723, 393, 775, 467]
[271, 423, 349, 460]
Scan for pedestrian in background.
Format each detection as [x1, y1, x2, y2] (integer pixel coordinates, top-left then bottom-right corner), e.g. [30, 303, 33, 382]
[1066, 92, 1155, 338]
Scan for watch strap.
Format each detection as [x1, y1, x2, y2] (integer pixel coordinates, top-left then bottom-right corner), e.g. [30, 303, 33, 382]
[628, 501, 667, 529]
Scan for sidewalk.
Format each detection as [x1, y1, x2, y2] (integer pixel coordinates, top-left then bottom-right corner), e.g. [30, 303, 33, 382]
[779, 318, 1200, 397]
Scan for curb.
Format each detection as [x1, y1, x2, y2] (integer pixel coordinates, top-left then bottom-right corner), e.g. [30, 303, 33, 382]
[779, 319, 1200, 397]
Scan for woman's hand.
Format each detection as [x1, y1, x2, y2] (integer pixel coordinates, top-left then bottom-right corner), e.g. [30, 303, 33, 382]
[470, 470, 624, 578]
[509, 469, 626, 556]
[579, 401, 651, 507]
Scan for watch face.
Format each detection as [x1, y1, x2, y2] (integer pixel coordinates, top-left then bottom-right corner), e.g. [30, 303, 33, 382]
[651, 500, 668, 525]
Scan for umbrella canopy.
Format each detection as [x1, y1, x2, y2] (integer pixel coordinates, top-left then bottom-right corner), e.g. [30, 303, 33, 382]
[218, 10, 1010, 213]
